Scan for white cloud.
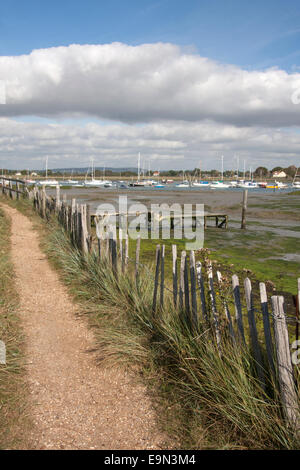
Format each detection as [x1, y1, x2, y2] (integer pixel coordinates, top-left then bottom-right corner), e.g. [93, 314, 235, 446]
[0, 117, 299, 170]
[0, 43, 300, 126]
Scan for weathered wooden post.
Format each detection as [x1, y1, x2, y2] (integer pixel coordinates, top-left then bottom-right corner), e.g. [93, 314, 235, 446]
[217, 271, 235, 343]
[241, 189, 248, 229]
[179, 251, 186, 311]
[196, 261, 207, 322]
[271, 296, 300, 430]
[55, 185, 60, 214]
[80, 204, 89, 255]
[124, 234, 129, 271]
[42, 186, 46, 219]
[119, 228, 123, 270]
[297, 278, 300, 343]
[110, 233, 118, 277]
[244, 277, 265, 388]
[152, 245, 161, 313]
[259, 282, 275, 375]
[190, 250, 198, 328]
[160, 244, 165, 309]
[232, 274, 246, 344]
[172, 244, 178, 308]
[207, 260, 221, 349]
[71, 198, 76, 243]
[135, 236, 141, 287]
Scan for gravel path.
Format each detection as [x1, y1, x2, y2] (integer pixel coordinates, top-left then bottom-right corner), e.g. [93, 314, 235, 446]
[2, 204, 168, 450]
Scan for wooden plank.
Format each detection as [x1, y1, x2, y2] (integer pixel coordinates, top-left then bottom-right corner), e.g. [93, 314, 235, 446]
[297, 278, 300, 343]
[196, 261, 207, 322]
[179, 251, 186, 311]
[207, 260, 221, 349]
[55, 185, 60, 213]
[190, 251, 198, 328]
[217, 271, 235, 343]
[111, 236, 117, 277]
[244, 277, 265, 388]
[152, 245, 161, 313]
[232, 274, 246, 344]
[259, 282, 275, 375]
[241, 189, 248, 229]
[271, 296, 300, 430]
[135, 236, 141, 286]
[42, 186, 46, 219]
[184, 253, 190, 314]
[80, 204, 88, 255]
[172, 244, 178, 308]
[119, 228, 123, 268]
[124, 234, 129, 270]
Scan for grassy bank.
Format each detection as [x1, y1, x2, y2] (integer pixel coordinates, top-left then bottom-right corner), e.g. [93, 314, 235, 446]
[3, 195, 300, 449]
[0, 206, 28, 449]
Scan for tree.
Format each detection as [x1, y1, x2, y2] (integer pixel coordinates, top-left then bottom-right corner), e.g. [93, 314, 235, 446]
[254, 166, 269, 177]
[271, 166, 283, 173]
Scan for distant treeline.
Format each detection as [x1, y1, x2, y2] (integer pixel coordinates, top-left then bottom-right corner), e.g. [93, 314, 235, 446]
[2, 164, 298, 178]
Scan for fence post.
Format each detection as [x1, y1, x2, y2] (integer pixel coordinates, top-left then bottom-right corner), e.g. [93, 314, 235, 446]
[124, 234, 129, 271]
[232, 274, 246, 344]
[241, 189, 248, 229]
[271, 296, 300, 430]
[160, 244, 165, 309]
[172, 244, 178, 308]
[135, 236, 141, 287]
[42, 186, 46, 219]
[190, 251, 198, 328]
[196, 261, 207, 322]
[80, 204, 88, 255]
[217, 271, 235, 343]
[55, 185, 60, 213]
[259, 282, 275, 376]
[152, 245, 161, 313]
[179, 251, 186, 311]
[244, 277, 265, 388]
[207, 260, 221, 349]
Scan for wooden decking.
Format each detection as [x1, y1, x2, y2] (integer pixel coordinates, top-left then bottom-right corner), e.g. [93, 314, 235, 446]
[91, 211, 228, 229]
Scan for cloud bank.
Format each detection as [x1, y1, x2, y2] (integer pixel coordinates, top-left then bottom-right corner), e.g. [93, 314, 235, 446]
[1, 118, 299, 170]
[0, 43, 300, 127]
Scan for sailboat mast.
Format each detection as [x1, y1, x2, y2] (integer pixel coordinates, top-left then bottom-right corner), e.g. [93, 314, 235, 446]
[138, 152, 140, 182]
[221, 155, 224, 181]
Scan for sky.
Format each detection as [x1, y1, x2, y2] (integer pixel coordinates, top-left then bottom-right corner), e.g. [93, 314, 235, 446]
[0, 0, 300, 170]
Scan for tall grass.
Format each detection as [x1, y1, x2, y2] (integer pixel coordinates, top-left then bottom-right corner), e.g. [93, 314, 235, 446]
[42, 217, 299, 450]
[0, 207, 28, 449]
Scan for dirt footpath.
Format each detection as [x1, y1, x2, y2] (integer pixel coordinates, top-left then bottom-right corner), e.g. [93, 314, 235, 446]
[1, 204, 168, 450]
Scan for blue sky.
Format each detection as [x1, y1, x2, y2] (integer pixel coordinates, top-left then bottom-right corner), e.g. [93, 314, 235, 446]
[1, 0, 300, 170]
[2, 0, 300, 70]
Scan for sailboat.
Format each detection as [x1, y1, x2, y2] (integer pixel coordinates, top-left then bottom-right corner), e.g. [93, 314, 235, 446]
[192, 162, 209, 187]
[176, 169, 190, 188]
[65, 170, 79, 185]
[129, 153, 147, 186]
[292, 168, 300, 188]
[39, 157, 59, 186]
[84, 159, 112, 186]
[210, 156, 230, 188]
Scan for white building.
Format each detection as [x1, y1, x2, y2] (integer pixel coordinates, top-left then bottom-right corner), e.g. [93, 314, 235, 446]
[272, 170, 286, 178]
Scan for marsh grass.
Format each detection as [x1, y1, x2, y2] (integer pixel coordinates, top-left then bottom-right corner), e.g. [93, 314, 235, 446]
[0, 207, 28, 449]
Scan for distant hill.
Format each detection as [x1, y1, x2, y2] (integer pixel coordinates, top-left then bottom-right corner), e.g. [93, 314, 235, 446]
[50, 167, 142, 174]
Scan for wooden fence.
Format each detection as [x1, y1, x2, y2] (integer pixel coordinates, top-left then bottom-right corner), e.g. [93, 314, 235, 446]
[2, 183, 299, 430]
[0, 176, 29, 199]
